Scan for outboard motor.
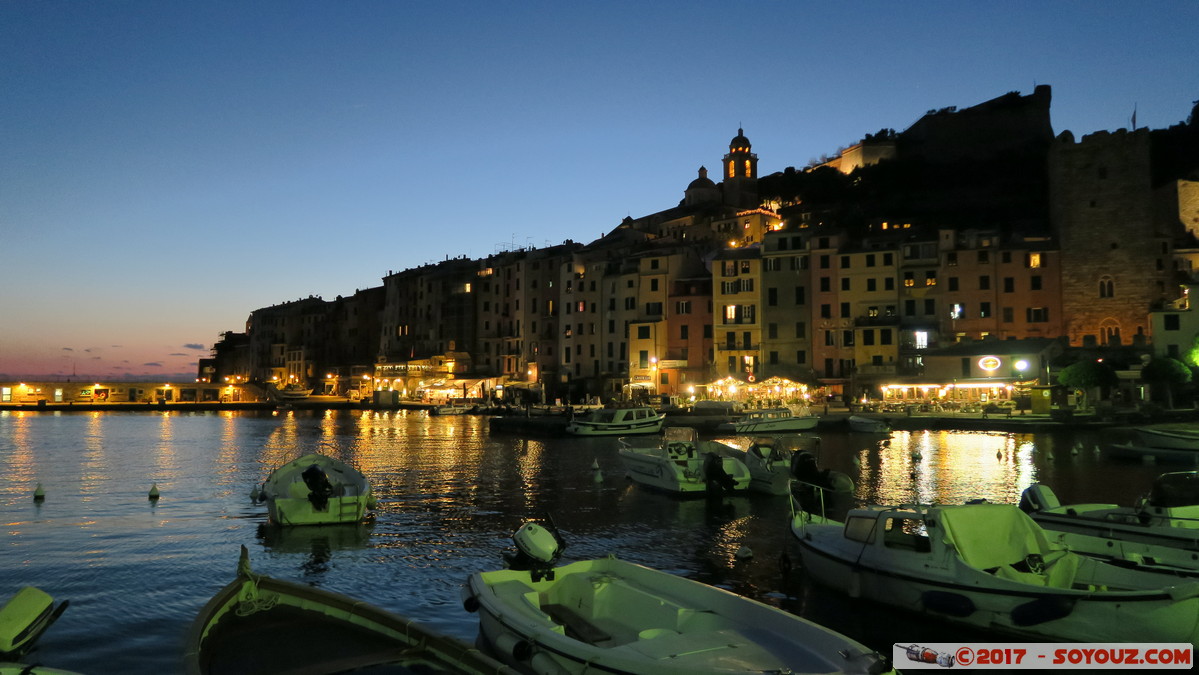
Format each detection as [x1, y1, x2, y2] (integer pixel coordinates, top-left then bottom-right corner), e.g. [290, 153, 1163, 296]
[504, 519, 565, 582]
[302, 464, 336, 511]
[1019, 483, 1060, 513]
[703, 453, 737, 495]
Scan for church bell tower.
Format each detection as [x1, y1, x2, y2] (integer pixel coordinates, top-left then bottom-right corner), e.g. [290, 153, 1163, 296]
[722, 128, 758, 208]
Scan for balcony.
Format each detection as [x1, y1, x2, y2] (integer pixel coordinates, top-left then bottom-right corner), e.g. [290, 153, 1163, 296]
[715, 343, 760, 352]
[853, 315, 901, 327]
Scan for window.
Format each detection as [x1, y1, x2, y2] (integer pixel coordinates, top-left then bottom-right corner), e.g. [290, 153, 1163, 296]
[841, 278, 851, 291]
[1027, 307, 1049, 323]
[1165, 314, 1181, 331]
[675, 300, 691, 314]
[819, 254, 830, 269]
[863, 329, 875, 346]
[867, 278, 877, 292]
[885, 277, 894, 290]
[1030, 276, 1042, 291]
[946, 252, 958, 266]
[979, 275, 990, 290]
[1099, 276, 1114, 298]
[1027, 253, 1041, 268]
[767, 323, 778, 339]
[978, 251, 989, 263]
[868, 306, 879, 317]
[950, 303, 965, 320]
[842, 330, 854, 346]
[880, 329, 892, 345]
[948, 277, 959, 292]
[820, 304, 831, 319]
[884, 253, 893, 265]
[980, 302, 991, 318]
[795, 322, 806, 338]
[796, 350, 807, 364]
[650, 278, 659, 291]
[866, 254, 876, 267]
[1003, 307, 1014, 322]
[903, 271, 914, 288]
[1002, 251, 1012, 263]
[639, 350, 649, 368]
[925, 271, 937, 286]
[904, 300, 916, 315]
[825, 331, 835, 346]
[767, 288, 778, 306]
[794, 287, 806, 305]
[914, 331, 929, 349]
[840, 302, 850, 318]
[1003, 277, 1014, 293]
[769, 351, 778, 365]
[680, 325, 689, 339]
[840, 255, 850, 268]
[645, 302, 662, 315]
[924, 299, 935, 315]
[820, 277, 831, 292]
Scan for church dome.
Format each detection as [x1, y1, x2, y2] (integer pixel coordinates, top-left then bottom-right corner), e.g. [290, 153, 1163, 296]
[687, 166, 717, 190]
[729, 127, 751, 151]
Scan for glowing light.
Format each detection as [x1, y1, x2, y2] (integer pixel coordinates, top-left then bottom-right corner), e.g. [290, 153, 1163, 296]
[978, 356, 1001, 371]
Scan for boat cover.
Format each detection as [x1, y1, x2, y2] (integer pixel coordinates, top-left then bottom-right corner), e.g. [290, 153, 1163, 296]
[937, 504, 1055, 571]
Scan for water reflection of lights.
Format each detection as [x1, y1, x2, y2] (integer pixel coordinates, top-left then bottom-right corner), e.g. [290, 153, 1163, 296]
[863, 431, 1041, 507]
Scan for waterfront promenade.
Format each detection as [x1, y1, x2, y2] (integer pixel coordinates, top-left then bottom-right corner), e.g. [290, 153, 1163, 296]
[6, 395, 1194, 435]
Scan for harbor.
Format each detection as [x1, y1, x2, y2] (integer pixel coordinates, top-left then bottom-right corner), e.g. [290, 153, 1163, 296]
[1, 409, 1194, 673]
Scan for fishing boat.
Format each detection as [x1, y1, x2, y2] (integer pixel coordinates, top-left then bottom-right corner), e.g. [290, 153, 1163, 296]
[1019, 473, 1199, 550]
[564, 406, 664, 436]
[261, 452, 375, 526]
[462, 521, 894, 675]
[848, 415, 890, 433]
[617, 427, 751, 495]
[184, 546, 516, 675]
[430, 402, 473, 415]
[790, 500, 1199, 642]
[721, 407, 819, 434]
[273, 383, 313, 400]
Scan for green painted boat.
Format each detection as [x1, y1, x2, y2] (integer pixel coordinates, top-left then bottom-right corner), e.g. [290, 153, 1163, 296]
[261, 452, 375, 526]
[183, 546, 516, 675]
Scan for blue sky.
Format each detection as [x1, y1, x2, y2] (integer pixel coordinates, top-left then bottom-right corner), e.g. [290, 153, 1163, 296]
[2, 1, 1197, 380]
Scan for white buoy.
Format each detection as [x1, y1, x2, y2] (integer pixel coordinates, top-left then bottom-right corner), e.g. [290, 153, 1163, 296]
[590, 459, 603, 483]
[33, 483, 45, 502]
[148, 483, 160, 500]
[735, 545, 753, 560]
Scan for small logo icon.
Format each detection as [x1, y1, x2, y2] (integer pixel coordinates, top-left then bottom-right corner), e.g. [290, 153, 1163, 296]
[901, 644, 956, 667]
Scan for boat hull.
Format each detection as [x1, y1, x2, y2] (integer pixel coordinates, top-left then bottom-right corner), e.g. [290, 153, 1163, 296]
[185, 550, 513, 675]
[617, 441, 751, 495]
[731, 417, 819, 434]
[565, 415, 665, 436]
[464, 557, 892, 675]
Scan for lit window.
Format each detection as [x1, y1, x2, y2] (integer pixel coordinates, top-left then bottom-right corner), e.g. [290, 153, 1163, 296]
[1028, 253, 1041, 268]
[725, 305, 737, 322]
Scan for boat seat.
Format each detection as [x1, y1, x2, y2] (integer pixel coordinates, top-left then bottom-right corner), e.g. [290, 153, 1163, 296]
[543, 603, 611, 644]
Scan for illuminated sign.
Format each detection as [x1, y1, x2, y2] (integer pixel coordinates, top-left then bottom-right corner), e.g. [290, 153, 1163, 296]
[978, 356, 1002, 371]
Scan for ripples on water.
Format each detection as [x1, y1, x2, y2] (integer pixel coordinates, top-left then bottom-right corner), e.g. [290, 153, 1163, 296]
[0, 410, 1171, 673]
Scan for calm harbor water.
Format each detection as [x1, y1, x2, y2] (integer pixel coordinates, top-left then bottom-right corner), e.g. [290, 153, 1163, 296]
[0, 409, 1172, 673]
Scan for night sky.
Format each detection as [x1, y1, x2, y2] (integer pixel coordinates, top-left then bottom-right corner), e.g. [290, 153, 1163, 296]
[2, 1, 1197, 379]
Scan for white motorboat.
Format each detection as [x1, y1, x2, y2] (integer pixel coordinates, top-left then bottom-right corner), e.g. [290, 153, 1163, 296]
[848, 415, 890, 433]
[729, 435, 848, 497]
[722, 407, 819, 434]
[790, 500, 1199, 643]
[617, 427, 751, 495]
[463, 521, 894, 675]
[430, 402, 473, 415]
[1135, 424, 1199, 451]
[186, 547, 515, 675]
[565, 406, 665, 436]
[261, 452, 376, 526]
[1019, 473, 1199, 551]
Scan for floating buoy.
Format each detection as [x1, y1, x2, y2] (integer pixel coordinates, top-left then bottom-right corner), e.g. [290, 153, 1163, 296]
[996, 449, 1003, 460]
[250, 484, 261, 501]
[910, 450, 922, 461]
[148, 483, 160, 500]
[590, 459, 603, 483]
[735, 545, 753, 560]
[33, 483, 45, 502]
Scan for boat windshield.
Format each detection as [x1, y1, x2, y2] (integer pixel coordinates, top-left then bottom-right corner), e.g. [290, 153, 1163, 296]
[1148, 472, 1199, 508]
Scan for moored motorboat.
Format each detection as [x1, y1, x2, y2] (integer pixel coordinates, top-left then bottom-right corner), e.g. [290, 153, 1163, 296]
[1135, 424, 1199, 451]
[728, 434, 850, 497]
[617, 427, 751, 495]
[790, 500, 1199, 642]
[848, 415, 890, 433]
[261, 452, 376, 526]
[1019, 473, 1199, 551]
[431, 402, 473, 415]
[184, 546, 515, 675]
[720, 407, 819, 434]
[565, 406, 665, 436]
[463, 521, 894, 675]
